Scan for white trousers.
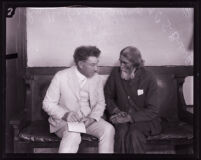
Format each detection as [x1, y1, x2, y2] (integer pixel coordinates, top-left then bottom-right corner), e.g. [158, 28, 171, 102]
[55, 118, 115, 153]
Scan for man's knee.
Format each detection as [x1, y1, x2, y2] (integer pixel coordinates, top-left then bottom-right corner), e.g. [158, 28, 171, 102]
[103, 123, 115, 138]
[62, 131, 82, 144]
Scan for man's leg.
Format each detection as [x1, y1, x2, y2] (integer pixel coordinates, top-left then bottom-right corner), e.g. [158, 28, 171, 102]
[114, 123, 129, 153]
[128, 122, 150, 153]
[55, 125, 81, 153]
[128, 126, 146, 153]
[86, 118, 115, 153]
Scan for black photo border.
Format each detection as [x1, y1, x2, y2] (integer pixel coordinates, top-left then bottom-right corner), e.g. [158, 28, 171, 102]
[1, 0, 200, 160]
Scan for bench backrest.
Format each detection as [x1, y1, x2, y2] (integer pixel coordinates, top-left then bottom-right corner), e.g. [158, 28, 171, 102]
[24, 66, 193, 122]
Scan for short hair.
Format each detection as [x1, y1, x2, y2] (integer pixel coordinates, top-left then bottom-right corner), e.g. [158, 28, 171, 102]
[73, 46, 101, 64]
[120, 46, 144, 68]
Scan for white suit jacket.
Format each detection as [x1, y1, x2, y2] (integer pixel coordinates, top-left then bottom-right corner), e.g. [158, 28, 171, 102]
[42, 66, 106, 133]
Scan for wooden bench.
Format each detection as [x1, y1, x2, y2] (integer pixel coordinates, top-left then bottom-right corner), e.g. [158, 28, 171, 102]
[10, 66, 193, 153]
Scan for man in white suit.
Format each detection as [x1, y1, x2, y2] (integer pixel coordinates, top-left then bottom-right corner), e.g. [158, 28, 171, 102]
[42, 46, 115, 153]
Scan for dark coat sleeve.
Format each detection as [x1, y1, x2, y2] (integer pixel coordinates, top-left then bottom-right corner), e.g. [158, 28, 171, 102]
[129, 73, 160, 122]
[104, 69, 120, 115]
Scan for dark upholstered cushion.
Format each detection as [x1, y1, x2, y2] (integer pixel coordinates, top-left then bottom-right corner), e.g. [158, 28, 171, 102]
[30, 70, 183, 122]
[19, 120, 98, 143]
[19, 120, 192, 146]
[155, 74, 179, 122]
[147, 121, 193, 145]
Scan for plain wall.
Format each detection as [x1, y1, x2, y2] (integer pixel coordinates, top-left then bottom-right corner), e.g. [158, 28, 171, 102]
[26, 8, 193, 67]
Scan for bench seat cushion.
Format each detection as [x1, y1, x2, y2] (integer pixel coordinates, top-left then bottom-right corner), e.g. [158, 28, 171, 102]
[147, 121, 193, 145]
[19, 120, 193, 146]
[19, 120, 99, 143]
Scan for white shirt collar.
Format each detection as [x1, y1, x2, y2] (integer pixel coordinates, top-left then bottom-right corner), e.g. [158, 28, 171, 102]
[75, 66, 87, 86]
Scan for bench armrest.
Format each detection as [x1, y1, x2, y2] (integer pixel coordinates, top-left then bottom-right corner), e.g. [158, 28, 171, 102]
[9, 109, 30, 140]
[176, 77, 193, 125]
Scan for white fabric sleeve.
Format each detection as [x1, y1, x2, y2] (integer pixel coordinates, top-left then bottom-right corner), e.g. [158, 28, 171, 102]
[42, 72, 67, 119]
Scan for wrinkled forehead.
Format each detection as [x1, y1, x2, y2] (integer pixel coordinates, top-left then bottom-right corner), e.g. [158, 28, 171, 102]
[119, 55, 131, 63]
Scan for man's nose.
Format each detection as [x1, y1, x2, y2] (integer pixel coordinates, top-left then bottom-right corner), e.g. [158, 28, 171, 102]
[120, 63, 125, 68]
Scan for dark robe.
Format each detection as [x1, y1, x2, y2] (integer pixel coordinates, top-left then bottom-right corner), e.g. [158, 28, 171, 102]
[104, 67, 161, 153]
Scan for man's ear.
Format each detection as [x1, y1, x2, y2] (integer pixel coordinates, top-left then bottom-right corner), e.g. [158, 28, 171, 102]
[77, 61, 83, 69]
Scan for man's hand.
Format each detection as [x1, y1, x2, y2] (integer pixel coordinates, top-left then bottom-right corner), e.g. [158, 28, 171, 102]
[109, 111, 127, 122]
[112, 107, 121, 114]
[82, 117, 96, 128]
[62, 111, 81, 122]
[110, 112, 133, 124]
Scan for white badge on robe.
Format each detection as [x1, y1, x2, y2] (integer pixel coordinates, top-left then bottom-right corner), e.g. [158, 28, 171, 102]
[137, 89, 144, 96]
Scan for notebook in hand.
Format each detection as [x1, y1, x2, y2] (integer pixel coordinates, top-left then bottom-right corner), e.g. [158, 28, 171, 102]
[67, 122, 86, 133]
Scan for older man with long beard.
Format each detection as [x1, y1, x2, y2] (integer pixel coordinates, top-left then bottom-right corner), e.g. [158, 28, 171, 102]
[104, 46, 161, 153]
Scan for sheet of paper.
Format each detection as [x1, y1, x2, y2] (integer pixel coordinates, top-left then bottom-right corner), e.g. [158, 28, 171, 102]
[67, 122, 86, 133]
